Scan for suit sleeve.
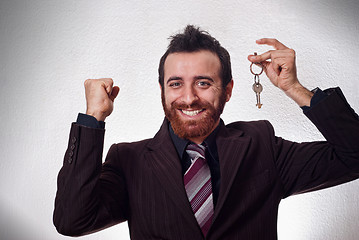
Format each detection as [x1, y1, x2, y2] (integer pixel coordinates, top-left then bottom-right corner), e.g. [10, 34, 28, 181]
[53, 123, 128, 236]
[272, 87, 359, 197]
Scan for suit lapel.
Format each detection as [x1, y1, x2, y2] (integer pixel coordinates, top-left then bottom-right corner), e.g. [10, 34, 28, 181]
[145, 119, 252, 232]
[145, 119, 200, 230]
[212, 124, 251, 222]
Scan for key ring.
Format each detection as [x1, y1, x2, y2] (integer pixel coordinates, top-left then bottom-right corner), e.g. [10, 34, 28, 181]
[253, 74, 260, 85]
[250, 52, 264, 76]
[250, 52, 264, 109]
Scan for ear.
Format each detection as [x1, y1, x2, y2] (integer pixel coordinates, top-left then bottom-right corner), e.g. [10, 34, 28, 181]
[225, 79, 234, 102]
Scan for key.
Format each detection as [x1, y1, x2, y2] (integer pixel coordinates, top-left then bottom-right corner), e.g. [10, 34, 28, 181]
[252, 83, 263, 109]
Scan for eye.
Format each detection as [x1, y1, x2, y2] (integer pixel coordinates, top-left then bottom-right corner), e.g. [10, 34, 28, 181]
[169, 81, 182, 88]
[196, 80, 211, 88]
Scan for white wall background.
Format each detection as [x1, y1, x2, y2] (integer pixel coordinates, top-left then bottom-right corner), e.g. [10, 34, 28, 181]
[1, 0, 358, 239]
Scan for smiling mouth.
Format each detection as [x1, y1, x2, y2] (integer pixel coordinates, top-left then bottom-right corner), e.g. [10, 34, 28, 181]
[180, 109, 204, 116]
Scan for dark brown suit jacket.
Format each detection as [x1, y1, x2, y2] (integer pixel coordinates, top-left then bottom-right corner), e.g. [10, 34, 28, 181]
[54, 88, 359, 239]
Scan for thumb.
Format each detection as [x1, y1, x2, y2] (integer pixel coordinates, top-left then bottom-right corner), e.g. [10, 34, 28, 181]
[109, 86, 120, 101]
[260, 61, 278, 82]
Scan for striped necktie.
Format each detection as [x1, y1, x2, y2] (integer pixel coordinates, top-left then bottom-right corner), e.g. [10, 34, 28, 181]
[184, 143, 214, 237]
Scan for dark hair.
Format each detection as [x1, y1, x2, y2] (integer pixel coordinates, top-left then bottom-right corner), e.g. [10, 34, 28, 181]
[158, 25, 232, 89]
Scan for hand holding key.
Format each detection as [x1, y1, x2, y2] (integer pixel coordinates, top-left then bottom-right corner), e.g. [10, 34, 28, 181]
[248, 39, 313, 107]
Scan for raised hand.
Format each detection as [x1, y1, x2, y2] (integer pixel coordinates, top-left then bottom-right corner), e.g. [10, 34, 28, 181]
[248, 39, 313, 107]
[84, 78, 120, 121]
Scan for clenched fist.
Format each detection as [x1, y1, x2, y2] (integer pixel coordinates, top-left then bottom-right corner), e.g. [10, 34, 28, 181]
[84, 78, 120, 121]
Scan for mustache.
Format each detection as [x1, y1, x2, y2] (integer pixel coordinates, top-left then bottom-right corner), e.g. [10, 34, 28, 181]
[171, 100, 212, 110]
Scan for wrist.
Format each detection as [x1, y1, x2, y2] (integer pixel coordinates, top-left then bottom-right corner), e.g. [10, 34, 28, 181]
[86, 109, 107, 122]
[284, 82, 314, 107]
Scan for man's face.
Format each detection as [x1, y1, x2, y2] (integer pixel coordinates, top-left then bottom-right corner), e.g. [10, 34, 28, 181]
[161, 50, 233, 142]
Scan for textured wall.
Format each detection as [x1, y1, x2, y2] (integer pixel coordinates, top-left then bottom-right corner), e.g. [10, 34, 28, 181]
[0, 0, 358, 239]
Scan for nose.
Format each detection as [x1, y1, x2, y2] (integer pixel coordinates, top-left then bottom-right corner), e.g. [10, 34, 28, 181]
[182, 85, 198, 105]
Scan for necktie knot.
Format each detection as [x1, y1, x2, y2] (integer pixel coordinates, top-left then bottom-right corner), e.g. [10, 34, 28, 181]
[186, 143, 206, 163]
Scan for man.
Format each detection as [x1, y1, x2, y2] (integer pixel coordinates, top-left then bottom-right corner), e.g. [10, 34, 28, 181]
[54, 25, 359, 239]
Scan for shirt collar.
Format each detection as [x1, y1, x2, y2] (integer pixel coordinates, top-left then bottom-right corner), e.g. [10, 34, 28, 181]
[169, 120, 223, 160]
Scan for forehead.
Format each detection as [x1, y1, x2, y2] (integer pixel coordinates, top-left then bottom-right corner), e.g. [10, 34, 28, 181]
[164, 50, 221, 78]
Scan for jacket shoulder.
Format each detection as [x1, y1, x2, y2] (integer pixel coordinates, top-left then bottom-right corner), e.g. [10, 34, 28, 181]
[110, 138, 153, 157]
[225, 120, 274, 136]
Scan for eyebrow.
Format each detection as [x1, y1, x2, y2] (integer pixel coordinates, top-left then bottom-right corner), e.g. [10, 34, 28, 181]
[194, 76, 214, 82]
[166, 76, 182, 84]
[166, 75, 214, 84]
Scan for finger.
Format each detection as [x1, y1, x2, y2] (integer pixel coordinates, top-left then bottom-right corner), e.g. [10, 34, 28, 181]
[259, 61, 270, 74]
[110, 86, 120, 101]
[256, 38, 288, 50]
[248, 49, 293, 63]
[248, 50, 273, 63]
[100, 78, 114, 94]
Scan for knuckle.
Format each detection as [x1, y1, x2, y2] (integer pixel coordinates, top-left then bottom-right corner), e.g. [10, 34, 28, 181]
[288, 49, 296, 58]
[102, 78, 113, 86]
[84, 79, 92, 86]
[267, 50, 274, 56]
[85, 78, 102, 88]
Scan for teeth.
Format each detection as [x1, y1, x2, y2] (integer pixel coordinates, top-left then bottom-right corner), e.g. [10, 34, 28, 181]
[182, 109, 202, 116]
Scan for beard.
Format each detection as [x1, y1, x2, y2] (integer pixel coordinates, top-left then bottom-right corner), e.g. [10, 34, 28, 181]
[161, 90, 227, 140]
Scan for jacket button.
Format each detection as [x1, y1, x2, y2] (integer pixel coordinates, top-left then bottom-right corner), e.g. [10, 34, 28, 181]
[68, 157, 73, 164]
[68, 151, 74, 157]
[71, 137, 77, 143]
[70, 144, 75, 150]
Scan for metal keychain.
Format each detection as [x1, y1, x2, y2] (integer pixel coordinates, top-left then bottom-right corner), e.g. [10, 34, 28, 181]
[250, 52, 264, 109]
